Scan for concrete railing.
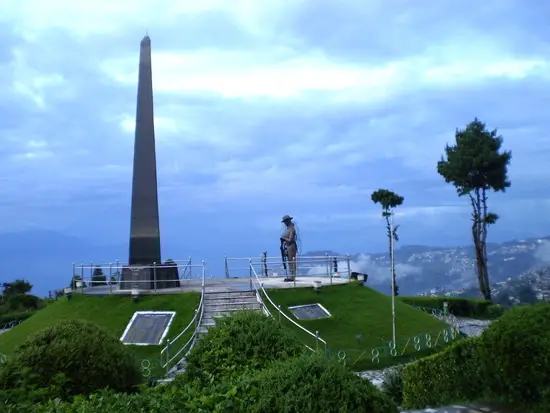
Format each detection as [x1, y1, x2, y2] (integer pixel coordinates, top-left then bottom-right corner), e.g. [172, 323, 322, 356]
[249, 260, 327, 354]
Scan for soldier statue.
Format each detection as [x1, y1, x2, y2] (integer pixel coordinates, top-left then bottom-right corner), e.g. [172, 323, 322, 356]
[280, 215, 297, 281]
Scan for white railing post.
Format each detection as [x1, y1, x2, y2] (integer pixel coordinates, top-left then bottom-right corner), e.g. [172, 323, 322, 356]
[109, 263, 113, 294]
[201, 261, 205, 290]
[80, 262, 84, 285]
[153, 262, 157, 293]
[278, 304, 281, 322]
[346, 254, 351, 280]
[89, 261, 93, 286]
[316, 330, 319, 352]
[249, 259, 253, 290]
[189, 257, 192, 279]
[224, 255, 229, 278]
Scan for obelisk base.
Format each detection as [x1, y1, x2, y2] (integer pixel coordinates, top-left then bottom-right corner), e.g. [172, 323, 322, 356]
[119, 264, 180, 290]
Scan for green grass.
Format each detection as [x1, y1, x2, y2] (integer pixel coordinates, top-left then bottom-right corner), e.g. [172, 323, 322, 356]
[265, 283, 455, 371]
[0, 293, 200, 376]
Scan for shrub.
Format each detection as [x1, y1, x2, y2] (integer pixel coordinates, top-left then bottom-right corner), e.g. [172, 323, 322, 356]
[380, 365, 404, 406]
[401, 336, 482, 409]
[478, 301, 550, 408]
[0, 310, 35, 326]
[184, 310, 304, 385]
[234, 354, 399, 413]
[399, 296, 493, 318]
[0, 319, 142, 401]
[4, 293, 42, 312]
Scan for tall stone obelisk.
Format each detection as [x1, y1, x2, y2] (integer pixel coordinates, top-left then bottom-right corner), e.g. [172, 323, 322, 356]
[128, 34, 161, 266]
[120, 35, 180, 291]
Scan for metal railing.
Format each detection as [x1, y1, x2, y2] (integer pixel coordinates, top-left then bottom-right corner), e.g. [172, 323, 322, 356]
[160, 261, 206, 374]
[226, 254, 352, 284]
[65, 259, 205, 295]
[248, 259, 328, 354]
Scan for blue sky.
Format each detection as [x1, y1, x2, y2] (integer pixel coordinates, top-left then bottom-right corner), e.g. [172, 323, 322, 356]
[1, 0, 550, 271]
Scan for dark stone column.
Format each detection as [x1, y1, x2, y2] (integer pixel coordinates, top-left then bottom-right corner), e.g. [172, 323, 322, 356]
[120, 35, 179, 291]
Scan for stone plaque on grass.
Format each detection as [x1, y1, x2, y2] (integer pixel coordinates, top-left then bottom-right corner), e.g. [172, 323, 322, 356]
[288, 303, 331, 320]
[120, 311, 175, 345]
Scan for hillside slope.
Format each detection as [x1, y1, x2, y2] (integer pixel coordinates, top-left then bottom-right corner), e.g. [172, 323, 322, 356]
[0, 293, 200, 363]
[266, 283, 449, 370]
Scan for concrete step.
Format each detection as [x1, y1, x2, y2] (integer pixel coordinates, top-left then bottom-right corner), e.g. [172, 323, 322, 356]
[204, 291, 256, 300]
[204, 302, 262, 312]
[203, 308, 261, 319]
[204, 295, 259, 304]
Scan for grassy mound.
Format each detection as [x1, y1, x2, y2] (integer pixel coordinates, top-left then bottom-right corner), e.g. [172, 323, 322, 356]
[266, 283, 450, 370]
[0, 293, 199, 364]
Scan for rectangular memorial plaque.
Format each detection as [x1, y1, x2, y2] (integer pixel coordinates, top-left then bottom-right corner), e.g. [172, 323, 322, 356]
[288, 303, 331, 320]
[120, 311, 175, 345]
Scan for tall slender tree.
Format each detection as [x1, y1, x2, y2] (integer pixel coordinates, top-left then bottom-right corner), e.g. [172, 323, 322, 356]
[371, 189, 404, 296]
[437, 118, 511, 301]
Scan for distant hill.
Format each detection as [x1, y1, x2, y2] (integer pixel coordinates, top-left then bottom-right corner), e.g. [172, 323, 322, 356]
[304, 236, 550, 295]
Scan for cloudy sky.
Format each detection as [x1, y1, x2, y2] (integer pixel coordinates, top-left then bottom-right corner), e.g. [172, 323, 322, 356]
[1, 0, 550, 270]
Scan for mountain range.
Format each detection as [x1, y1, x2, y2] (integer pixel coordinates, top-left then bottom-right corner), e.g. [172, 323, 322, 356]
[3, 230, 550, 297]
[305, 236, 550, 296]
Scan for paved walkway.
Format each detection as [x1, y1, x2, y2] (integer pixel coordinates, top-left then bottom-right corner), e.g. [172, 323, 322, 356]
[401, 402, 517, 412]
[79, 276, 349, 295]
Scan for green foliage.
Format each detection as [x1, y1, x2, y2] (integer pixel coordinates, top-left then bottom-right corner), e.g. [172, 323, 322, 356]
[0, 319, 142, 400]
[399, 296, 503, 319]
[477, 301, 550, 408]
[437, 118, 511, 196]
[380, 365, 405, 406]
[235, 354, 399, 413]
[0, 310, 36, 326]
[2, 279, 33, 296]
[401, 336, 482, 409]
[91, 266, 107, 286]
[371, 189, 404, 214]
[1, 293, 42, 313]
[184, 310, 305, 385]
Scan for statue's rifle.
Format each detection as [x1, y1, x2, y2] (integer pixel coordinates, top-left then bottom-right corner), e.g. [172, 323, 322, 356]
[280, 238, 288, 276]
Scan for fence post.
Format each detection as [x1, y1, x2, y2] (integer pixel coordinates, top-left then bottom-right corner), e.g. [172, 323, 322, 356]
[80, 262, 84, 286]
[109, 263, 113, 294]
[346, 254, 351, 281]
[153, 262, 157, 293]
[166, 339, 171, 374]
[189, 256, 192, 279]
[278, 304, 281, 322]
[316, 331, 319, 352]
[89, 261, 93, 286]
[249, 259, 253, 290]
[224, 255, 229, 278]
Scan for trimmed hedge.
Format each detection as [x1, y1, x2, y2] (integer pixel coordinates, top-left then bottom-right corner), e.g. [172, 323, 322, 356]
[478, 301, 550, 409]
[0, 310, 36, 327]
[234, 354, 399, 413]
[399, 296, 504, 318]
[184, 310, 305, 386]
[0, 319, 142, 402]
[402, 337, 482, 409]
[402, 302, 550, 412]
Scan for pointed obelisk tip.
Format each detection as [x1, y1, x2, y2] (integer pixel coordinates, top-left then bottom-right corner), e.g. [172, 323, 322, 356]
[141, 29, 150, 45]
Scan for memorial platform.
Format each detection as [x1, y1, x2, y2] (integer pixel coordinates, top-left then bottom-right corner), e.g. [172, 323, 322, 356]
[75, 275, 349, 296]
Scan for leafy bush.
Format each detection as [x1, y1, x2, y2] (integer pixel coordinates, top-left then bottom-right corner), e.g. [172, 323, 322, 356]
[9, 386, 234, 413]
[486, 304, 506, 318]
[399, 296, 496, 318]
[380, 365, 404, 406]
[401, 336, 482, 409]
[0, 319, 142, 401]
[184, 310, 304, 385]
[235, 354, 398, 413]
[0, 310, 35, 326]
[3, 293, 42, 312]
[478, 301, 550, 408]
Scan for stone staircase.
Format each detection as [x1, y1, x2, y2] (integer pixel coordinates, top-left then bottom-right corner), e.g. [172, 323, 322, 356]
[198, 290, 263, 337]
[162, 290, 263, 382]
